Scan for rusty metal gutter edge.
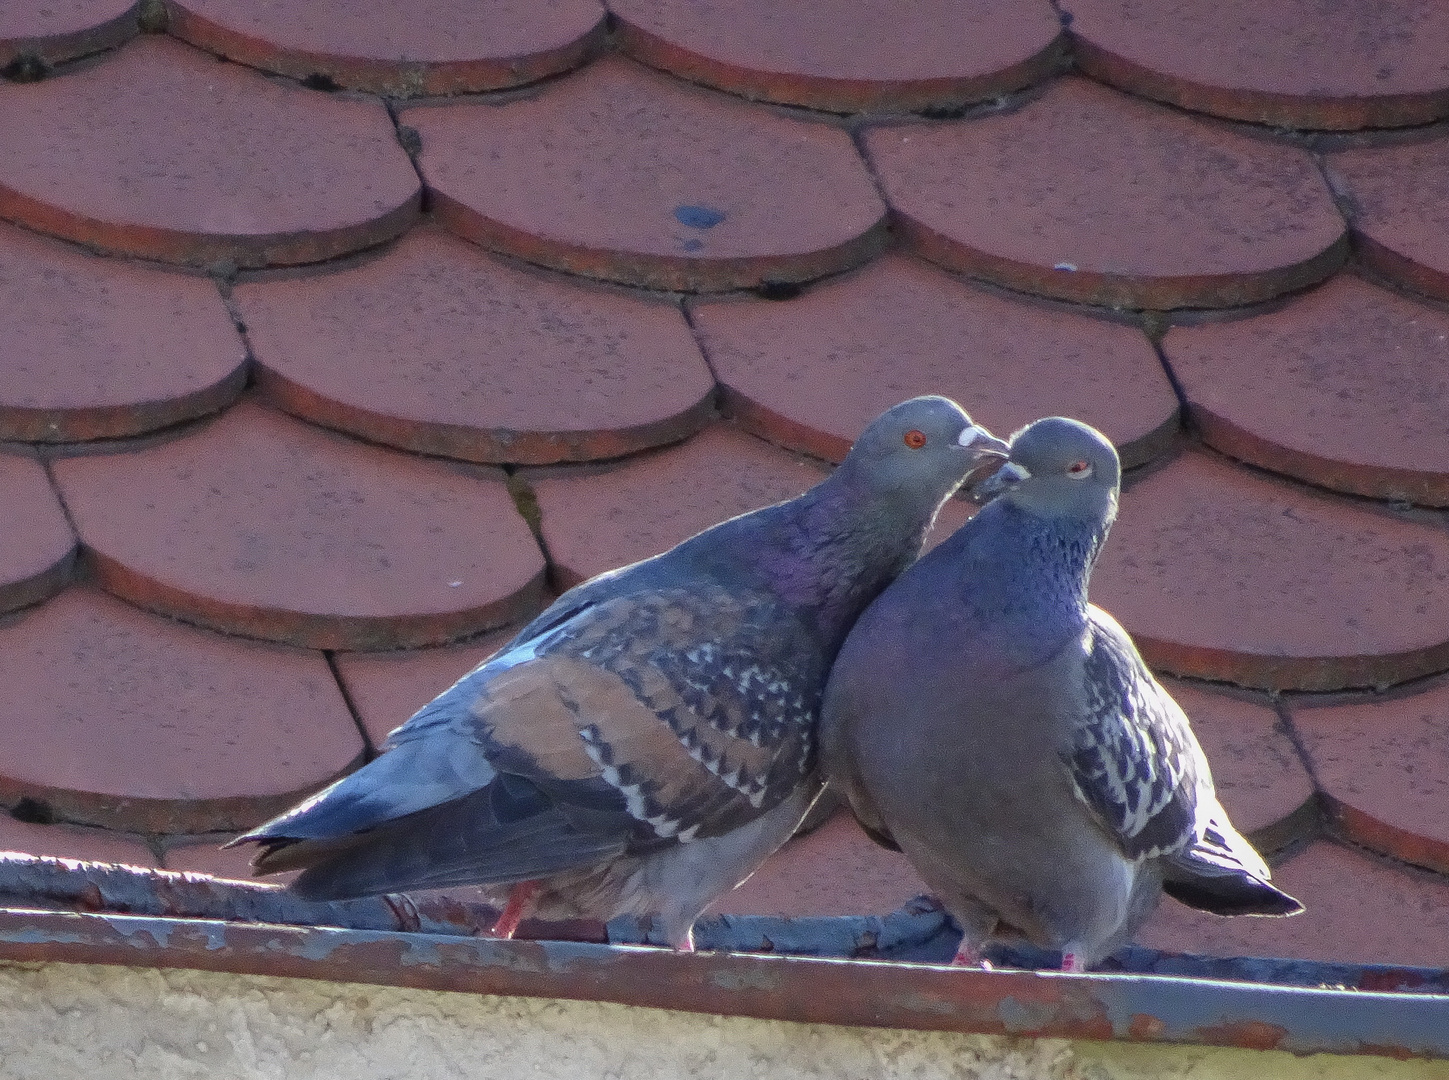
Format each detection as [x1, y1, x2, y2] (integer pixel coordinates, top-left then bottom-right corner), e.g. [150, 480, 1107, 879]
[0, 906, 1445, 1061]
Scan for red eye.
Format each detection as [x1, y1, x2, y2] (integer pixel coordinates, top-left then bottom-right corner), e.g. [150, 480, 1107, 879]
[1066, 460, 1091, 476]
[903, 429, 928, 449]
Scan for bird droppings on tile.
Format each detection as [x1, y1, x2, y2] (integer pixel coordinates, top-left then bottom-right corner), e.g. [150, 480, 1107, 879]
[402, 55, 888, 292]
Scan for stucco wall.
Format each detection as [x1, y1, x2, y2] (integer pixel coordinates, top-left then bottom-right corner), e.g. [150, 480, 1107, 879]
[1, 960, 1445, 1080]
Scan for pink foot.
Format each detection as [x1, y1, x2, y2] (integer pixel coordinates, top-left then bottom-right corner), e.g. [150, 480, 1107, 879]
[1060, 950, 1086, 974]
[490, 880, 541, 940]
[950, 942, 993, 970]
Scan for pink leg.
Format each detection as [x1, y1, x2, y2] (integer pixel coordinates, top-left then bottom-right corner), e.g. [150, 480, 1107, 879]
[950, 940, 993, 970]
[1060, 949, 1086, 974]
[490, 880, 541, 940]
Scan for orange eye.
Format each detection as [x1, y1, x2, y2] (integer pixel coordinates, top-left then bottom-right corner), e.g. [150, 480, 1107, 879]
[1066, 460, 1092, 477]
[903, 429, 928, 449]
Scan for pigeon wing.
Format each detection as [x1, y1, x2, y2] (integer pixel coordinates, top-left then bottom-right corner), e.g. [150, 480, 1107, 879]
[1061, 608, 1204, 861]
[469, 583, 824, 854]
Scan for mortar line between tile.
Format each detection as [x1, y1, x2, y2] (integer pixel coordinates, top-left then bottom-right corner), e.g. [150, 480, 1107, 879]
[678, 300, 724, 388]
[1147, 337, 1191, 430]
[324, 650, 378, 760]
[383, 98, 430, 211]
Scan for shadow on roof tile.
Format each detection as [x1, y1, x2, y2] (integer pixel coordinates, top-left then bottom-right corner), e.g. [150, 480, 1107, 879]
[612, 0, 1063, 114]
[237, 227, 716, 465]
[0, 36, 420, 267]
[403, 55, 888, 292]
[0, 813, 156, 867]
[50, 400, 547, 650]
[864, 76, 1348, 309]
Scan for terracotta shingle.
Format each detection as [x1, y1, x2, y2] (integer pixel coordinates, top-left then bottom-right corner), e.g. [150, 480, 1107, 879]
[527, 424, 827, 587]
[0, 589, 362, 834]
[1329, 137, 1449, 302]
[1093, 450, 1449, 691]
[1166, 273, 1449, 505]
[0, 0, 137, 68]
[1293, 679, 1449, 875]
[0, 222, 245, 442]
[1165, 681, 1315, 852]
[404, 56, 889, 292]
[0, 36, 420, 267]
[864, 77, 1348, 309]
[1137, 840, 1449, 968]
[334, 632, 512, 749]
[1066, 0, 1449, 130]
[0, 815, 155, 868]
[238, 228, 715, 465]
[168, 0, 605, 95]
[612, 0, 1063, 113]
[0, 451, 75, 615]
[693, 254, 1178, 467]
[51, 402, 547, 650]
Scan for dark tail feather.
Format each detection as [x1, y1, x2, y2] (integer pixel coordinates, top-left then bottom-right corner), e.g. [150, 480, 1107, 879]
[1162, 874, 1303, 917]
[279, 788, 626, 902]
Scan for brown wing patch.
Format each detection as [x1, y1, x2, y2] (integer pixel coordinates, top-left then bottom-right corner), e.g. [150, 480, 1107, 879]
[465, 587, 820, 842]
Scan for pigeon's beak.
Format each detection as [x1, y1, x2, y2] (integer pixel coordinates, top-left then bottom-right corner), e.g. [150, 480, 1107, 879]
[970, 460, 1031, 503]
[956, 424, 1010, 460]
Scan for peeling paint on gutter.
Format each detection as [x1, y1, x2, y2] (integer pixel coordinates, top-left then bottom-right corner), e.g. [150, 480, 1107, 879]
[0, 905, 1446, 1061]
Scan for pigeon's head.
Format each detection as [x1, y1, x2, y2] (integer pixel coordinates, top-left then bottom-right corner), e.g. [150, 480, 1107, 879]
[840, 396, 1008, 509]
[975, 417, 1120, 529]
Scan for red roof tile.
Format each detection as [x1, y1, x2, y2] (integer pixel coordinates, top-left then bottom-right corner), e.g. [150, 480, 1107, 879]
[1093, 450, 1449, 691]
[404, 56, 888, 291]
[167, 0, 605, 95]
[1137, 840, 1449, 968]
[693, 254, 1177, 466]
[714, 807, 929, 917]
[612, 0, 1063, 113]
[238, 228, 715, 464]
[1066, 0, 1449, 130]
[0, 815, 155, 867]
[0, 0, 137, 69]
[51, 401, 546, 649]
[527, 423, 827, 587]
[1166, 274, 1449, 505]
[864, 77, 1347, 308]
[0, 588, 362, 833]
[1293, 679, 1449, 875]
[1328, 138, 1449, 302]
[333, 632, 511, 748]
[1165, 681, 1315, 851]
[0, 451, 75, 615]
[0, 36, 420, 267]
[0, 222, 245, 441]
[163, 835, 294, 883]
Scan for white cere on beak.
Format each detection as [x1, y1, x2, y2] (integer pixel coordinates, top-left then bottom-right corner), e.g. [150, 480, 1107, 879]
[999, 462, 1032, 483]
[958, 425, 1009, 455]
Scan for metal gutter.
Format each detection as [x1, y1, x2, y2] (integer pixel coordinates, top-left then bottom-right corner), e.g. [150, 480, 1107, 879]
[1, 855, 1446, 1061]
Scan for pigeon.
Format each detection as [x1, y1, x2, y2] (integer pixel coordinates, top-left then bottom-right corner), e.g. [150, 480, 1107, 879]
[231, 397, 1008, 950]
[821, 417, 1302, 973]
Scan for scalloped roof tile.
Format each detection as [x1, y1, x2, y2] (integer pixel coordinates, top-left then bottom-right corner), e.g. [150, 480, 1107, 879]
[167, 0, 606, 95]
[611, 0, 1063, 113]
[1, 11, 1448, 977]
